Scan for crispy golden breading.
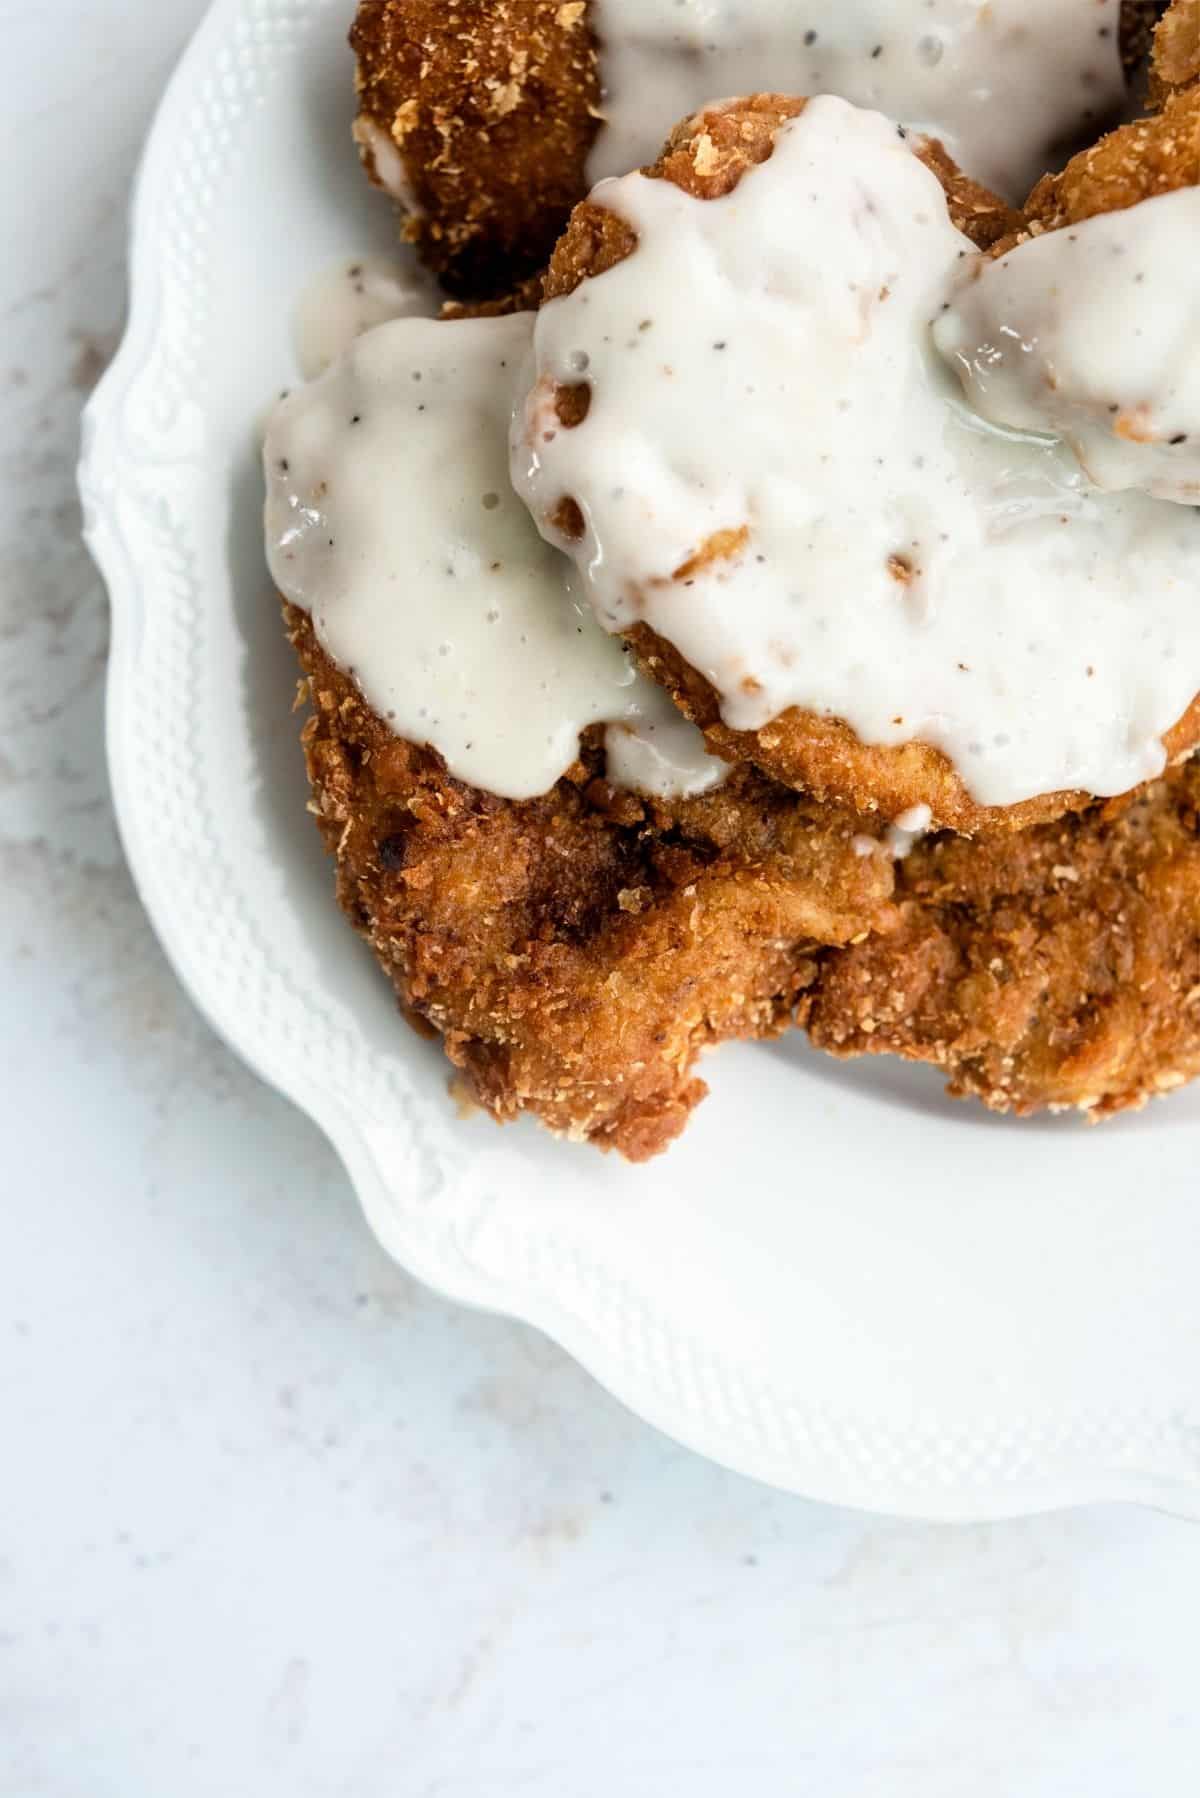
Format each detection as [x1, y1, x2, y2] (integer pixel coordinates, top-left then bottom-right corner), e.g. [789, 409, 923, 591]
[351, 0, 600, 296]
[1025, 79, 1200, 227]
[1125, 0, 1178, 80]
[285, 604, 896, 1159]
[351, 2, 1159, 295]
[1151, 0, 1200, 96]
[621, 628, 1200, 837]
[537, 95, 1200, 836]
[803, 763, 1200, 1119]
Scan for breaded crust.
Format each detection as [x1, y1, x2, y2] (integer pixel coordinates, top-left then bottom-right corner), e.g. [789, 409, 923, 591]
[351, 0, 600, 296]
[285, 604, 896, 1160]
[1125, 0, 1178, 81]
[1151, 0, 1200, 97]
[1025, 79, 1200, 229]
[622, 625, 1200, 836]
[803, 761, 1200, 1120]
[351, 2, 1158, 296]
[538, 96, 1200, 835]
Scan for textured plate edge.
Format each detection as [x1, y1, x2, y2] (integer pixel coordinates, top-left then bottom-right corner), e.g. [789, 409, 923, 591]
[75, 0, 1200, 1525]
[75, 0, 518, 1319]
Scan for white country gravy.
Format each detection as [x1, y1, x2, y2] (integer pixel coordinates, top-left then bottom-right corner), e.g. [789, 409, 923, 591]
[587, 0, 1127, 201]
[513, 97, 1200, 811]
[935, 187, 1200, 504]
[293, 253, 438, 381]
[264, 311, 727, 801]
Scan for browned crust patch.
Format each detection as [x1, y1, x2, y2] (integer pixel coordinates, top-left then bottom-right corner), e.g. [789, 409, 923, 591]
[351, 0, 602, 296]
[1023, 80, 1200, 232]
[1151, 0, 1200, 97]
[803, 758, 1200, 1120]
[1124, 0, 1175, 82]
[284, 602, 896, 1159]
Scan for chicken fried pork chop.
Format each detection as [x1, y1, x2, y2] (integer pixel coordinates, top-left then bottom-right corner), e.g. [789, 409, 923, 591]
[803, 760, 1200, 1120]
[287, 606, 896, 1160]
[513, 95, 1200, 836]
[351, 0, 1161, 295]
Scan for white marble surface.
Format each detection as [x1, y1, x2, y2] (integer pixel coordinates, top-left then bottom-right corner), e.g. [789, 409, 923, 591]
[3, 2, 1200, 1790]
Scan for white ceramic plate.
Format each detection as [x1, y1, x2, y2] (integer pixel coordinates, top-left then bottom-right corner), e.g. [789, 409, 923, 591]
[80, 0, 1200, 1520]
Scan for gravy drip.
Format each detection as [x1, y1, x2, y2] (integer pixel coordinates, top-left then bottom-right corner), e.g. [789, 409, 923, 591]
[935, 187, 1200, 504]
[266, 312, 727, 801]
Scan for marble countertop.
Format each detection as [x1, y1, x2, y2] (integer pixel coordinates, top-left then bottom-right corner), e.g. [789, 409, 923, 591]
[2, 2, 1198, 1790]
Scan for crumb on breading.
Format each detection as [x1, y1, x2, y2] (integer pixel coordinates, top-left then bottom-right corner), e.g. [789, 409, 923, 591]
[285, 603, 896, 1158]
[804, 761, 1200, 1119]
